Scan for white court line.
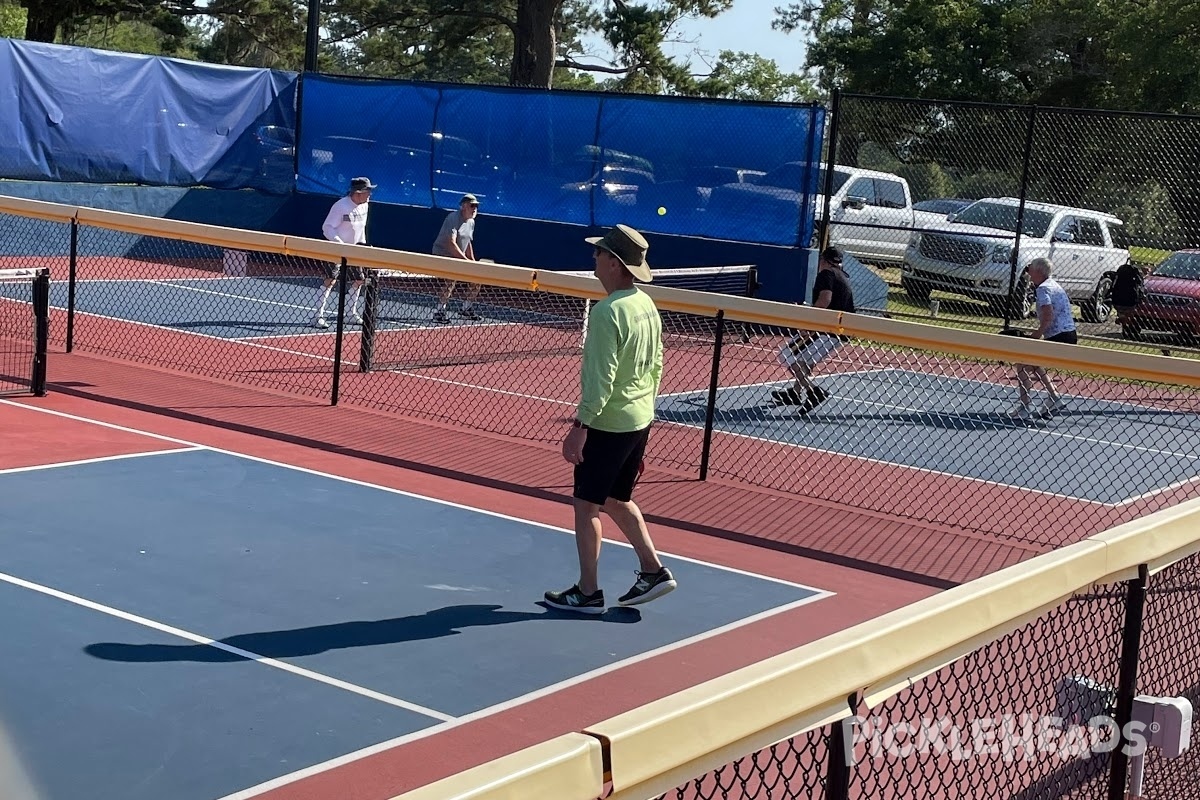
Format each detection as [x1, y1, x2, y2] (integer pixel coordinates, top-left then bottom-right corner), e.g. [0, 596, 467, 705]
[671, 398, 1119, 507]
[844, 388, 1196, 460]
[657, 368, 887, 400]
[0, 447, 201, 476]
[150, 279, 318, 314]
[0, 398, 833, 800]
[40, 277, 352, 358]
[858, 368, 1200, 458]
[656, 367, 1199, 505]
[214, 594, 826, 800]
[58, 308, 358, 367]
[1112, 473, 1200, 507]
[0, 570, 455, 723]
[386, 370, 576, 407]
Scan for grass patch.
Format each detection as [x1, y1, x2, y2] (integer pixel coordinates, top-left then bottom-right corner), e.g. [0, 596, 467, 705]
[1130, 246, 1173, 267]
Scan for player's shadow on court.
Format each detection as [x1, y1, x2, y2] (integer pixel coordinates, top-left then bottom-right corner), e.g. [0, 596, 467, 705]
[83, 603, 640, 663]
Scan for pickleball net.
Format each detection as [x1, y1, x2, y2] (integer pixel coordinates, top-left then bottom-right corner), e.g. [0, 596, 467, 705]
[357, 264, 759, 372]
[0, 267, 50, 397]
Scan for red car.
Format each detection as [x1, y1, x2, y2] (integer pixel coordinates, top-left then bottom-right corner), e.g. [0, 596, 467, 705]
[1124, 249, 1200, 343]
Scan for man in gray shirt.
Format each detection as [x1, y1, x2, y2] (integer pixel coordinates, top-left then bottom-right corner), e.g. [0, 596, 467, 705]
[432, 194, 482, 323]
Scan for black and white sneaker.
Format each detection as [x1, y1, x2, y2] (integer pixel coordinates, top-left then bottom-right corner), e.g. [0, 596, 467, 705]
[770, 387, 807, 406]
[458, 307, 482, 321]
[544, 585, 605, 615]
[618, 567, 677, 606]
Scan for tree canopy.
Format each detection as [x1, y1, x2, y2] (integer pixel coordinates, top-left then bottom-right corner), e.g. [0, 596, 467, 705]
[774, 0, 1199, 114]
[10, 0, 818, 103]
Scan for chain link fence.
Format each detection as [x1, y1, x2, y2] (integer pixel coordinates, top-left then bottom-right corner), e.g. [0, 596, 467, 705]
[653, 553, 1200, 799]
[827, 95, 1200, 358]
[4, 209, 1198, 559]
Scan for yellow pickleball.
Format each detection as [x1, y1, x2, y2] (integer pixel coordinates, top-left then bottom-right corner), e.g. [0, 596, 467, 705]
[657, 206, 667, 216]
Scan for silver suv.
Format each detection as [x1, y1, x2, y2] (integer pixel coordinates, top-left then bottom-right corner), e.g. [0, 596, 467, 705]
[901, 197, 1130, 320]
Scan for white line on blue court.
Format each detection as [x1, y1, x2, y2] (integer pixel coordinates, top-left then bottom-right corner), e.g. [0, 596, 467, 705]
[656, 367, 1198, 504]
[661, 399, 1118, 505]
[213, 593, 826, 800]
[0, 569, 457, 723]
[655, 368, 886, 400]
[0, 399, 829, 593]
[48, 307, 358, 365]
[1, 399, 835, 800]
[840, 391, 1196, 460]
[0, 447, 201, 475]
[150, 279, 318, 314]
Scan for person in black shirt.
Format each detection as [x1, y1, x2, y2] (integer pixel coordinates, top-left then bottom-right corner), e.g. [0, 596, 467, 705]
[1110, 260, 1145, 325]
[772, 246, 855, 412]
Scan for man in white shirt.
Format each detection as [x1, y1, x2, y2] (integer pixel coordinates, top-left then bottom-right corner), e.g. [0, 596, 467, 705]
[313, 176, 374, 328]
[1008, 257, 1077, 420]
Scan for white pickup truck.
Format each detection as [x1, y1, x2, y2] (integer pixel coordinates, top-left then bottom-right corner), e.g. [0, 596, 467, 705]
[705, 163, 951, 265]
[900, 197, 1130, 320]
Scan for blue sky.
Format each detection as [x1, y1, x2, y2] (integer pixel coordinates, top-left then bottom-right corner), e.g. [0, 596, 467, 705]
[578, 1, 810, 77]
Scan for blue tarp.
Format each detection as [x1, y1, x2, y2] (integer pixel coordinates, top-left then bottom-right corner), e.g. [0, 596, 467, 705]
[0, 40, 824, 246]
[0, 39, 297, 193]
[298, 76, 825, 247]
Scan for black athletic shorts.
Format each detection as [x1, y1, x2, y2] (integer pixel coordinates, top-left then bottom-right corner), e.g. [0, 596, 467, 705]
[1047, 330, 1078, 344]
[573, 425, 651, 505]
[323, 261, 365, 282]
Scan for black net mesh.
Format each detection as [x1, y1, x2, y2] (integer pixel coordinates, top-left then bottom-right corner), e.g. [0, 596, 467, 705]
[66, 225, 339, 399]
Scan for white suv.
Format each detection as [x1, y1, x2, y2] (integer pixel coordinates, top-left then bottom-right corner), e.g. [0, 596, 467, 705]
[901, 197, 1130, 320]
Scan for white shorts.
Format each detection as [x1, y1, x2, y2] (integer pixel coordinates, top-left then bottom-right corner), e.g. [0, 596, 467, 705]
[779, 332, 843, 370]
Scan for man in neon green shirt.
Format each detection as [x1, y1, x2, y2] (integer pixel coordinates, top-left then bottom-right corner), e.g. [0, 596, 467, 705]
[545, 224, 677, 614]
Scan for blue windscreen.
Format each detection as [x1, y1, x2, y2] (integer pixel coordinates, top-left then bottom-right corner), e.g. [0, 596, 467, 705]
[298, 76, 824, 247]
[0, 39, 297, 194]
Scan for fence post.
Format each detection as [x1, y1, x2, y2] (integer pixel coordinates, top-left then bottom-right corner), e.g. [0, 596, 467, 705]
[331, 257, 348, 406]
[826, 720, 852, 800]
[1107, 564, 1149, 800]
[359, 270, 378, 372]
[698, 311, 726, 481]
[31, 270, 50, 396]
[66, 218, 78, 352]
[1006, 104, 1038, 328]
[819, 88, 842, 252]
[303, 0, 320, 72]
[826, 693, 861, 800]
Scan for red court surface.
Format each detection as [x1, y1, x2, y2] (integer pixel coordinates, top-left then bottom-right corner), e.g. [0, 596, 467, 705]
[2, 358, 946, 800]
[0, 400, 188, 470]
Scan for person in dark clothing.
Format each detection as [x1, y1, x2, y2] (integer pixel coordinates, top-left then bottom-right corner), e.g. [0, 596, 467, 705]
[771, 246, 856, 412]
[1110, 261, 1145, 324]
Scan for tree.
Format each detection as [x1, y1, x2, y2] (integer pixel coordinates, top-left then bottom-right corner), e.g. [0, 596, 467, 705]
[321, 0, 736, 90]
[773, 0, 1200, 113]
[1, 0, 26, 37]
[20, 0, 178, 44]
[694, 50, 819, 102]
[190, 0, 305, 69]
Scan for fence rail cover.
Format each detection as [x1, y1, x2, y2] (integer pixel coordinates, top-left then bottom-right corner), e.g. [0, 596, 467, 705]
[587, 497, 1200, 798]
[386, 732, 604, 800]
[4, 193, 1200, 388]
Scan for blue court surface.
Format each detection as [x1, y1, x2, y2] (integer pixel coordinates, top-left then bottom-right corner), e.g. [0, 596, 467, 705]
[0, 448, 826, 800]
[657, 368, 1200, 505]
